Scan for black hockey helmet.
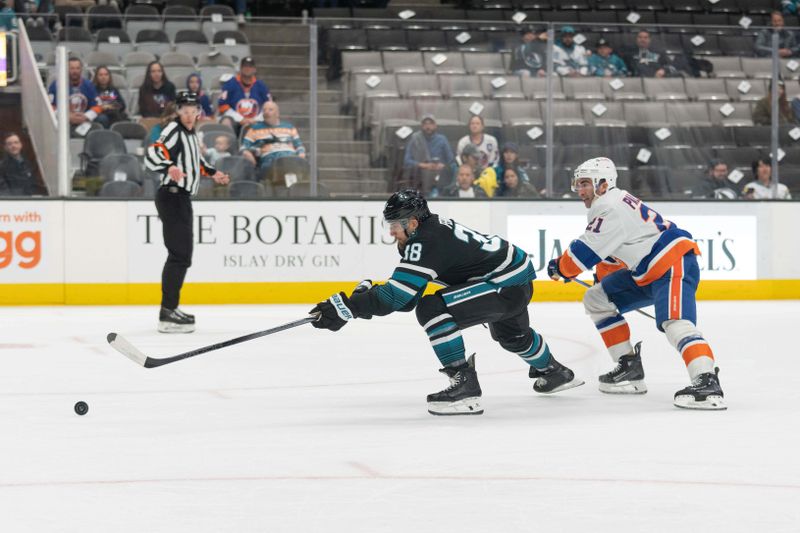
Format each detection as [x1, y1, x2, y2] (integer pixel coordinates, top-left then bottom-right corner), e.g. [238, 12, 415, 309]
[176, 91, 200, 108]
[383, 189, 431, 225]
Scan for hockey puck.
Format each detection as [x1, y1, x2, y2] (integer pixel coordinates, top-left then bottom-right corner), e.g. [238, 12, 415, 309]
[74, 401, 89, 416]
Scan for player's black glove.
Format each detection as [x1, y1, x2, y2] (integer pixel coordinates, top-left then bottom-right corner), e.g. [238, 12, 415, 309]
[310, 292, 357, 331]
[547, 258, 570, 282]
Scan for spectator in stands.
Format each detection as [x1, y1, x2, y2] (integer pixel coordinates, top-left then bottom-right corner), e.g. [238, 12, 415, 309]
[402, 114, 454, 195]
[456, 115, 499, 170]
[0, 1, 17, 31]
[138, 61, 177, 119]
[0, 133, 41, 196]
[588, 38, 630, 78]
[510, 27, 546, 78]
[493, 142, 530, 194]
[623, 30, 669, 78]
[753, 79, 795, 125]
[782, 0, 800, 16]
[695, 159, 740, 199]
[147, 102, 177, 144]
[461, 143, 499, 198]
[218, 56, 272, 134]
[186, 73, 214, 121]
[441, 163, 488, 199]
[47, 56, 102, 136]
[553, 26, 588, 77]
[496, 167, 540, 198]
[92, 65, 127, 129]
[742, 158, 793, 199]
[203, 135, 232, 166]
[241, 101, 306, 180]
[755, 11, 800, 58]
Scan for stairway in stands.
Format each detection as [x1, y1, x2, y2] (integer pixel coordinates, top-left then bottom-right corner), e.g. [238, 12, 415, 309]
[242, 23, 390, 197]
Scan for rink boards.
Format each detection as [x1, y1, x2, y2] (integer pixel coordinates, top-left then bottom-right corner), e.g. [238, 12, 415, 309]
[1, 199, 798, 304]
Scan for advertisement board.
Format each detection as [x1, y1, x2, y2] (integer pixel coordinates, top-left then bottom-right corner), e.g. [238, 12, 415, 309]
[0, 201, 64, 283]
[508, 214, 757, 280]
[126, 201, 400, 283]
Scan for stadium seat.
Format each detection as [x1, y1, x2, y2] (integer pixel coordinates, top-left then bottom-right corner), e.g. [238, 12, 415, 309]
[423, 52, 467, 74]
[456, 99, 502, 128]
[522, 77, 566, 100]
[623, 102, 669, 127]
[725, 78, 767, 102]
[406, 30, 448, 52]
[135, 29, 171, 57]
[342, 51, 384, 74]
[644, 78, 689, 101]
[111, 121, 149, 154]
[211, 31, 251, 63]
[96, 29, 135, 61]
[99, 153, 143, 184]
[396, 74, 442, 98]
[463, 52, 505, 75]
[228, 180, 265, 198]
[685, 78, 729, 102]
[439, 74, 483, 99]
[125, 5, 161, 43]
[603, 77, 646, 101]
[57, 28, 95, 57]
[499, 100, 543, 126]
[99, 180, 143, 197]
[216, 156, 254, 182]
[200, 5, 238, 41]
[665, 102, 713, 127]
[174, 30, 211, 60]
[707, 56, 745, 78]
[564, 77, 605, 101]
[479, 75, 524, 99]
[382, 51, 425, 73]
[87, 4, 123, 32]
[582, 101, 627, 127]
[367, 29, 409, 51]
[80, 130, 127, 177]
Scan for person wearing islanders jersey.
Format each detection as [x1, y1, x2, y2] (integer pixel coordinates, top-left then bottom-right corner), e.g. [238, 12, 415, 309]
[217, 57, 271, 132]
[547, 157, 726, 411]
[47, 57, 102, 132]
[309, 189, 583, 416]
[241, 101, 306, 175]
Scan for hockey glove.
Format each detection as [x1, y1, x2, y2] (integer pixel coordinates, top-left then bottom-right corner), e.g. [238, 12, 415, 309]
[547, 258, 570, 282]
[352, 279, 373, 295]
[310, 292, 357, 331]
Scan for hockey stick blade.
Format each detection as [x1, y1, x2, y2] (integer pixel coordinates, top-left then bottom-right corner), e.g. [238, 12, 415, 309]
[571, 278, 656, 320]
[106, 315, 318, 368]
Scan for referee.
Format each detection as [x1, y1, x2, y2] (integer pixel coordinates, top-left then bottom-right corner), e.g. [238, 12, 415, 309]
[145, 91, 230, 333]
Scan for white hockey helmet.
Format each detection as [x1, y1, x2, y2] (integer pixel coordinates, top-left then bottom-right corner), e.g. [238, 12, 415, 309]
[571, 157, 618, 192]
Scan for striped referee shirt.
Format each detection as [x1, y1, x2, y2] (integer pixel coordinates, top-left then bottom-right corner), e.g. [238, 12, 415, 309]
[145, 120, 216, 195]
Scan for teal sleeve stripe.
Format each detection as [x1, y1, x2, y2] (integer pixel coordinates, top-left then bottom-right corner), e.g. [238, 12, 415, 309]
[391, 270, 428, 288]
[376, 282, 417, 311]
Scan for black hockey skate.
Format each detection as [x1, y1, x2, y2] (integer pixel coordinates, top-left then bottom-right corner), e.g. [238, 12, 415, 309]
[599, 341, 647, 394]
[174, 308, 195, 323]
[427, 354, 483, 416]
[529, 357, 584, 394]
[674, 367, 727, 410]
[158, 307, 196, 334]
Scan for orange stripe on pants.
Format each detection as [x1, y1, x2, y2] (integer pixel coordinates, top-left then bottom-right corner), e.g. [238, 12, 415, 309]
[681, 343, 714, 365]
[669, 258, 683, 321]
[600, 322, 631, 348]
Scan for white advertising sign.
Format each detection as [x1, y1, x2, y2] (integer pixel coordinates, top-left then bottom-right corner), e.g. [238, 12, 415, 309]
[0, 201, 64, 283]
[126, 202, 399, 283]
[507, 213, 757, 281]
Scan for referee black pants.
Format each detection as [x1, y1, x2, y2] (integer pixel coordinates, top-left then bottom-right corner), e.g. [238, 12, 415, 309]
[155, 187, 193, 310]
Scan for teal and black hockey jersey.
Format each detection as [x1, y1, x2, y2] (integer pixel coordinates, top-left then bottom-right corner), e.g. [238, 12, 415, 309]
[350, 214, 536, 318]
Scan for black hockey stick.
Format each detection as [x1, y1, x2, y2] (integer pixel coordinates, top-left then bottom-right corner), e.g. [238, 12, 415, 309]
[107, 315, 318, 368]
[570, 278, 657, 320]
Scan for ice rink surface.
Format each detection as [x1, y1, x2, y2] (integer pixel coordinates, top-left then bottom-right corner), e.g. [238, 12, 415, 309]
[1, 301, 799, 533]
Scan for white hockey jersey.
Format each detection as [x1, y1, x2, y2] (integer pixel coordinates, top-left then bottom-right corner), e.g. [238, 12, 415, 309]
[557, 188, 699, 286]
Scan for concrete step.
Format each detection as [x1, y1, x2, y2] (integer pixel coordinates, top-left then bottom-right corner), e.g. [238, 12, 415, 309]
[252, 43, 310, 57]
[272, 89, 342, 103]
[257, 65, 326, 79]
[291, 114, 355, 129]
[244, 25, 311, 45]
[315, 140, 370, 154]
[298, 128, 354, 141]
[321, 178, 389, 194]
[267, 76, 328, 91]
[316, 152, 371, 167]
[320, 167, 389, 180]
[279, 101, 341, 116]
